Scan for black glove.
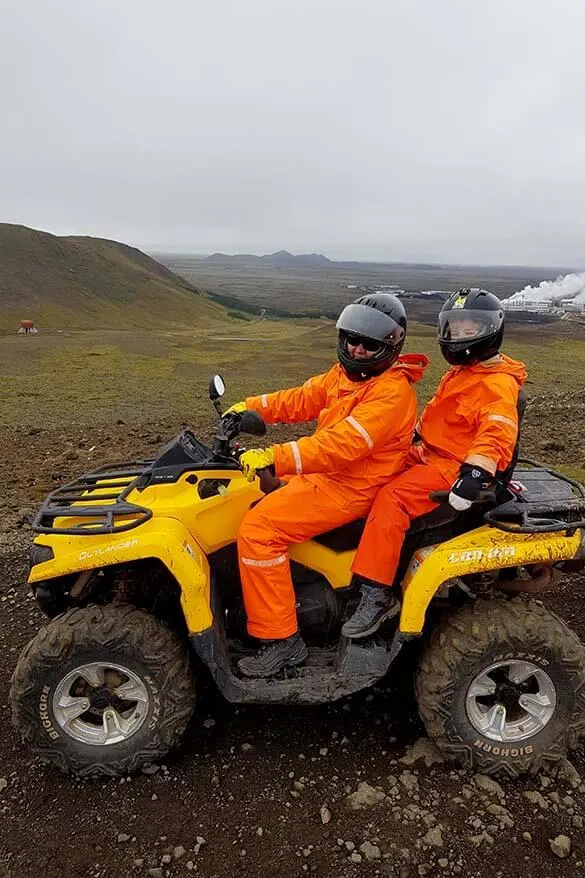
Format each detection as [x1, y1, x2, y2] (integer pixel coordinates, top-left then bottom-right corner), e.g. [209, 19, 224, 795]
[449, 464, 493, 511]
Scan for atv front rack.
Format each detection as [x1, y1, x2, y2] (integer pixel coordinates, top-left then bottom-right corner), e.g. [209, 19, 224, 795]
[485, 459, 585, 534]
[32, 461, 154, 535]
[31, 429, 239, 537]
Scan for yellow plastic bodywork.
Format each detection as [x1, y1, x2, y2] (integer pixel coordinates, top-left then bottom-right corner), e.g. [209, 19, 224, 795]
[28, 469, 266, 635]
[29, 517, 213, 634]
[29, 468, 357, 634]
[399, 524, 582, 635]
[122, 469, 264, 555]
[29, 468, 583, 637]
[288, 542, 353, 588]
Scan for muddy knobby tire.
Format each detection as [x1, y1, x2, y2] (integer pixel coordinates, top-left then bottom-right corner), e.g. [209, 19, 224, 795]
[416, 597, 585, 777]
[10, 605, 196, 778]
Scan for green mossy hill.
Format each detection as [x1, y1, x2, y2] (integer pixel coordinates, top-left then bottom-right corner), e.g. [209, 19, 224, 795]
[0, 224, 225, 331]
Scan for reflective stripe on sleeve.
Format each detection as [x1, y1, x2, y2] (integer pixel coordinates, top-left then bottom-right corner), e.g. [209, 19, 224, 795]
[487, 413, 517, 428]
[261, 394, 268, 408]
[345, 415, 374, 449]
[241, 554, 287, 568]
[289, 440, 303, 474]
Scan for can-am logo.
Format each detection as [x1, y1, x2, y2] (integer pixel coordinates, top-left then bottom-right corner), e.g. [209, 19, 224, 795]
[79, 539, 139, 561]
[448, 546, 516, 564]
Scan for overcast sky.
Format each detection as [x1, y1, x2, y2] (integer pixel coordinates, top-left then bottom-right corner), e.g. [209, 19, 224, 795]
[1, 0, 583, 266]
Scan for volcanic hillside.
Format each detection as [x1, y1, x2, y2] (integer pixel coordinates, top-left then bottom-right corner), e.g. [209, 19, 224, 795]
[0, 224, 226, 332]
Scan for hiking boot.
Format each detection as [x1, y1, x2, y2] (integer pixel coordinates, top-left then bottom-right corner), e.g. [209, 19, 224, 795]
[238, 632, 309, 678]
[341, 584, 400, 639]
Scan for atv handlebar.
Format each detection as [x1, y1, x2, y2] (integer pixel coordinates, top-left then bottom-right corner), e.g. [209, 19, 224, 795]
[210, 391, 281, 492]
[214, 406, 280, 492]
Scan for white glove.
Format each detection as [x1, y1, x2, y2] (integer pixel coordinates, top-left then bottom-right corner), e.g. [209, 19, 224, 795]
[448, 491, 472, 511]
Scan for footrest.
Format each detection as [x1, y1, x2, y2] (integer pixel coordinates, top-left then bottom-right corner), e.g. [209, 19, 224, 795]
[338, 635, 393, 678]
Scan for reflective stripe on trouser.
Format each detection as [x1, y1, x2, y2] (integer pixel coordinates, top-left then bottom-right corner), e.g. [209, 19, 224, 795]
[238, 475, 374, 640]
[351, 457, 456, 587]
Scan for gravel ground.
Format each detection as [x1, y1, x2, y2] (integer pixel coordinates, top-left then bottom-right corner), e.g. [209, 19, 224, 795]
[2, 547, 585, 878]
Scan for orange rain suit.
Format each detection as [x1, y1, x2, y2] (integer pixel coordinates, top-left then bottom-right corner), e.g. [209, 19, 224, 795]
[351, 354, 528, 586]
[238, 354, 428, 639]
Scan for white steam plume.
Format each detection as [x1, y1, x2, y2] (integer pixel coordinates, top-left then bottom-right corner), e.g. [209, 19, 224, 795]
[506, 272, 585, 306]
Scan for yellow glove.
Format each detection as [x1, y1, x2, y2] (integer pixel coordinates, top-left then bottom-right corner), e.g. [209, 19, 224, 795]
[223, 401, 247, 416]
[240, 447, 275, 482]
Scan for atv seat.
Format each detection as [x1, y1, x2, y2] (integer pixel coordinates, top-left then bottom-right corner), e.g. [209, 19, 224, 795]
[313, 499, 482, 555]
[313, 501, 471, 553]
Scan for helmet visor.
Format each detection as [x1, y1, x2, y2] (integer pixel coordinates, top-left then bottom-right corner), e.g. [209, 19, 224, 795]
[336, 303, 406, 345]
[438, 309, 503, 343]
[343, 332, 386, 354]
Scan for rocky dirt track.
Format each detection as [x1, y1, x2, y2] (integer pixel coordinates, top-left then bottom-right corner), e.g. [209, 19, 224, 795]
[1, 419, 585, 878]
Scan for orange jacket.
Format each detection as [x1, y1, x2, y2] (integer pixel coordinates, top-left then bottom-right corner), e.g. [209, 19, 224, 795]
[419, 354, 528, 476]
[246, 354, 429, 502]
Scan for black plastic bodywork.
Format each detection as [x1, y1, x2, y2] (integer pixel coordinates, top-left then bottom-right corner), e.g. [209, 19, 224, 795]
[146, 431, 239, 484]
[189, 581, 409, 704]
[485, 460, 585, 533]
[190, 626, 408, 704]
[31, 430, 238, 536]
[31, 462, 153, 535]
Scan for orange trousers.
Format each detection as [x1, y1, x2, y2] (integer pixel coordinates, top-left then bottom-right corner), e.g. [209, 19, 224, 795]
[351, 451, 457, 587]
[238, 475, 374, 640]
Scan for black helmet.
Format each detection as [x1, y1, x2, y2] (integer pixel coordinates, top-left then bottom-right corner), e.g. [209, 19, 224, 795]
[438, 288, 505, 366]
[336, 293, 407, 379]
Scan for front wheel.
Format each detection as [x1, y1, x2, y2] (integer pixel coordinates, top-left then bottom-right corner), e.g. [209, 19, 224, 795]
[416, 598, 585, 777]
[10, 605, 196, 777]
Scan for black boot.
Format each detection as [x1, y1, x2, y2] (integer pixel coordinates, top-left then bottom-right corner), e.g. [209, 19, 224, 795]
[238, 632, 309, 678]
[341, 583, 400, 639]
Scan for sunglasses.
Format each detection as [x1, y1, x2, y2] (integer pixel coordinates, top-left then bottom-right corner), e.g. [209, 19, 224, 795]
[345, 333, 384, 353]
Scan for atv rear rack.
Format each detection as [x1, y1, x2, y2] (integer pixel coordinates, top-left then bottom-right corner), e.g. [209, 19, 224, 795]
[32, 461, 154, 536]
[485, 459, 585, 534]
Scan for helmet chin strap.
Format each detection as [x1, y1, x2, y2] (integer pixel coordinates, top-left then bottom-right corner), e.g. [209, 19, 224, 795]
[342, 365, 371, 382]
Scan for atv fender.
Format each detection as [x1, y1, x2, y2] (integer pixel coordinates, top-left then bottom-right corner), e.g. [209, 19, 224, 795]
[400, 524, 583, 635]
[28, 518, 212, 634]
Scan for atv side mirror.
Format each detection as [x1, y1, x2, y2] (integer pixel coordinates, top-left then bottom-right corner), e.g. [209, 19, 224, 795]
[209, 375, 226, 400]
[209, 375, 226, 417]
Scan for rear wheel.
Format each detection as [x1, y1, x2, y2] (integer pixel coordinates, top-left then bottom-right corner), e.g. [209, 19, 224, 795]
[11, 605, 196, 777]
[416, 598, 585, 777]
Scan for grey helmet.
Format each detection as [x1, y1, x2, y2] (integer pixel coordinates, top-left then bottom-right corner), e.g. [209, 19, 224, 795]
[336, 293, 407, 379]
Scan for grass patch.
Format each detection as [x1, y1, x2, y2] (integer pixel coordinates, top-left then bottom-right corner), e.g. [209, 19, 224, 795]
[1, 322, 584, 477]
[0, 324, 334, 428]
[0, 223, 228, 332]
[552, 464, 585, 485]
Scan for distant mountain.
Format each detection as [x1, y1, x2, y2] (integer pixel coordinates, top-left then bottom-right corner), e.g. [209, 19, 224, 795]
[0, 224, 226, 331]
[205, 249, 332, 269]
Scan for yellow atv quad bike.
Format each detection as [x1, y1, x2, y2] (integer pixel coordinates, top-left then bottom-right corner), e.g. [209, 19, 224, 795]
[10, 376, 585, 779]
